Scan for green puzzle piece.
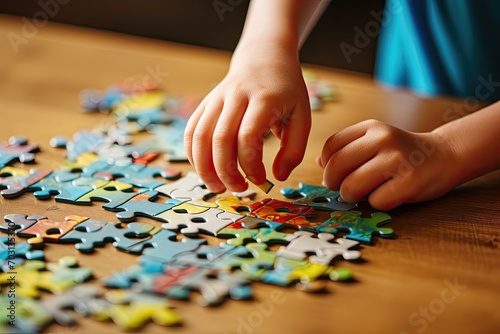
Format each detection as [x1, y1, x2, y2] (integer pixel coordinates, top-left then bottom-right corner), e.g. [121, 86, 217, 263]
[316, 210, 393, 244]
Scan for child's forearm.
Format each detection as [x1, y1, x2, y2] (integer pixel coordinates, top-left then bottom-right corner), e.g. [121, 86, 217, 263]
[236, 0, 313, 53]
[433, 100, 500, 184]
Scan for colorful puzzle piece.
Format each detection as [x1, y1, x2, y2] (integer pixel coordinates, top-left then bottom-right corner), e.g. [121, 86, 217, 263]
[113, 191, 182, 222]
[61, 219, 154, 253]
[0, 214, 46, 235]
[127, 227, 207, 263]
[0, 167, 51, 198]
[316, 210, 393, 244]
[0, 295, 53, 333]
[0, 236, 44, 272]
[27, 170, 81, 199]
[158, 207, 242, 237]
[0, 256, 93, 298]
[250, 198, 319, 229]
[277, 231, 361, 265]
[92, 290, 182, 329]
[0, 136, 39, 168]
[18, 215, 89, 242]
[281, 183, 357, 211]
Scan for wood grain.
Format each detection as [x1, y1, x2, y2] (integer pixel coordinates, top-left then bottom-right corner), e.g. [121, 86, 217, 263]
[0, 14, 499, 334]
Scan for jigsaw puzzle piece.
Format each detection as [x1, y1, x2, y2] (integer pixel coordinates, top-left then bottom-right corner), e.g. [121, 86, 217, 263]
[63, 152, 99, 171]
[0, 236, 44, 272]
[27, 170, 81, 199]
[277, 231, 361, 265]
[0, 295, 53, 333]
[215, 196, 271, 214]
[43, 284, 103, 326]
[55, 176, 109, 204]
[61, 219, 154, 253]
[0, 213, 46, 234]
[113, 191, 182, 222]
[93, 290, 182, 329]
[316, 210, 393, 244]
[139, 264, 252, 306]
[154, 171, 205, 198]
[228, 243, 278, 280]
[172, 243, 250, 268]
[281, 183, 357, 211]
[261, 256, 353, 292]
[0, 256, 93, 298]
[0, 167, 51, 198]
[127, 228, 206, 263]
[149, 118, 189, 162]
[0, 136, 39, 168]
[250, 198, 318, 229]
[234, 216, 282, 230]
[75, 180, 136, 208]
[18, 215, 89, 242]
[217, 223, 293, 246]
[173, 266, 252, 306]
[157, 207, 242, 237]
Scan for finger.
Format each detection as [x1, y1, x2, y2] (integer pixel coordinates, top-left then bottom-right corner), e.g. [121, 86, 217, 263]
[213, 95, 249, 192]
[367, 176, 413, 211]
[338, 154, 396, 204]
[322, 134, 380, 190]
[237, 100, 276, 185]
[191, 97, 225, 192]
[184, 101, 206, 166]
[320, 120, 375, 168]
[315, 155, 323, 168]
[272, 105, 311, 181]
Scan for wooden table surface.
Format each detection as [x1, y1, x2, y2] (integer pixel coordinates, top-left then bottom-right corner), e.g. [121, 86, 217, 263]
[1, 14, 499, 334]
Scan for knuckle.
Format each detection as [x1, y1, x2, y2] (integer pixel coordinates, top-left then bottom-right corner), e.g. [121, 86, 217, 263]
[212, 129, 232, 146]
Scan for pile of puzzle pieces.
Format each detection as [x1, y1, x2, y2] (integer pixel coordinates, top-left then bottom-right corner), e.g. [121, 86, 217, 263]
[0, 82, 387, 333]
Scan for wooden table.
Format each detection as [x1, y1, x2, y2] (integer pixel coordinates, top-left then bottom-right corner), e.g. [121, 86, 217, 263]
[1, 14, 499, 334]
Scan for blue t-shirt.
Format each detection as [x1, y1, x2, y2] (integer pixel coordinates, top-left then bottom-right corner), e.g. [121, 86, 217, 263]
[375, 0, 500, 102]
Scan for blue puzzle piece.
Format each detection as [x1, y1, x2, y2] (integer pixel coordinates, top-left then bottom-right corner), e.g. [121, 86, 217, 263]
[28, 170, 81, 199]
[0, 236, 45, 272]
[128, 228, 206, 263]
[61, 219, 155, 253]
[281, 183, 357, 211]
[75, 181, 138, 209]
[114, 192, 184, 222]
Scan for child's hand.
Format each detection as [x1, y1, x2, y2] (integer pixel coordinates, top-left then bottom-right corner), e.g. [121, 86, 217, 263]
[184, 45, 311, 193]
[317, 120, 460, 210]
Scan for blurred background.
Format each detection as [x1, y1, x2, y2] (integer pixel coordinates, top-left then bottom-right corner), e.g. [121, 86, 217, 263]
[0, 0, 385, 74]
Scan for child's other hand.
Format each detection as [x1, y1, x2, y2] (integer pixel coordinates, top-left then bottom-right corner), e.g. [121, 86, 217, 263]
[317, 120, 459, 210]
[184, 45, 311, 193]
